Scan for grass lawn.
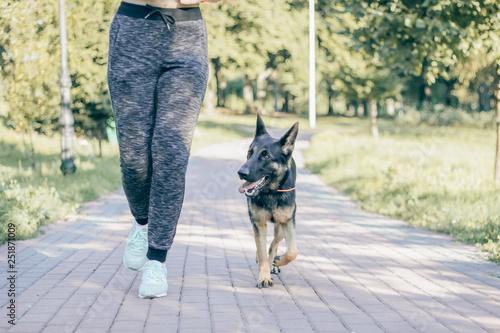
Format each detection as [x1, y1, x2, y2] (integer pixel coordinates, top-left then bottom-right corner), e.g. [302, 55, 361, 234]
[303, 116, 500, 262]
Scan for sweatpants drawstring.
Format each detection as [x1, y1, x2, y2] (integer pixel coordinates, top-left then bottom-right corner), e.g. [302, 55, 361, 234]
[144, 4, 176, 30]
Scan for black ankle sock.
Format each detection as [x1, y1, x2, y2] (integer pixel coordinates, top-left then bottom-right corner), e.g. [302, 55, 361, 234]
[147, 246, 167, 262]
[136, 218, 148, 226]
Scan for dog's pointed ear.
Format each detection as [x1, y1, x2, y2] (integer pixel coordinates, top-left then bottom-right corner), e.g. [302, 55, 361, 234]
[255, 113, 268, 137]
[280, 122, 299, 155]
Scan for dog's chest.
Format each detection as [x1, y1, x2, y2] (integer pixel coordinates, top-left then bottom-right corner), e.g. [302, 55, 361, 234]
[269, 205, 295, 224]
[248, 193, 295, 224]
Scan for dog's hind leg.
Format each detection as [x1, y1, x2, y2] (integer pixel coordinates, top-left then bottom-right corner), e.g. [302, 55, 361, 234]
[273, 220, 297, 267]
[269, 223, 284, 274]
[253, 221, 273, 288]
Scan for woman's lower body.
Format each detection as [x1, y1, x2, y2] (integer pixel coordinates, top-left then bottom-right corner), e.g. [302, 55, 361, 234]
[107, 2, 209, 297]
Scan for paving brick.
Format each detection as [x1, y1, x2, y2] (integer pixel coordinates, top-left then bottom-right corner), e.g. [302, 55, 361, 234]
[379, 320, 418, 332]
[109, 320, 146, 331]
[144, 324, 178, 333]
[306, 310, 339, 322]
[212, 320, 246, 332]
[77, 316, 113, 329]
[347, 323, 385, 333]
[212, 311, 242, 322]
[41, 325, 75, 333]
[74, 327, 109, 333]
[246, 322, 280, 333]
[178, 317, 211, 328]
[7, 321, 46, 333]
[278, 319, 314, 330]
[16, 311, 52, 323]
[146, 314, 178, 325]
[369, 310, 405, 322]
[340, 313, 376, 325]
[313, 321, 348, 332]
[177, 328, 211, 333]
[46, 315, 81, 327]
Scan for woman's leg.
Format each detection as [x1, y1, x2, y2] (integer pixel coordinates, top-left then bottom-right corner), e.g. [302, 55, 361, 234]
[147, 19, 209, 263]
[107, 11, 168, 272]
[107, 14, 163, 223]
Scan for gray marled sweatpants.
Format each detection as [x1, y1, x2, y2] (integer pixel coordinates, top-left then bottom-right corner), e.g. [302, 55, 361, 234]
[107, 2, 209, 260]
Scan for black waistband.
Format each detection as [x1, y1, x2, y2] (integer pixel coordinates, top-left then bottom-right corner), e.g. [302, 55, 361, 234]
[117, 2, 203, 22]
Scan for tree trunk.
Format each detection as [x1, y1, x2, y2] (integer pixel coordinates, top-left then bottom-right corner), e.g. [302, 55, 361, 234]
[283, 91, 289, 113]
[387, 98, 395, 116]
[218, 80, 227, 108]
[357, 102, 364, 117]
[445, 82, 452, 106]
[212, 58, 227, 108]
[257, 68, 274, 114]
[212, 58, 222, 107]
[22, 132, 29, 158]
[243, 75, 255, 114]
[348, 103, 355, 117]
[417, 57, 432, 110]
[273, 79, 280, 112]
[98, 136, 103, 158]
[327, 84, 334, 116]
[206, 88, 215, 114]
[418, 81, 432, 109]
[479, 81, 491, 112]
[27, 124, 36, 169]
[368, 98, 379, 141]
[494, 79, 500, 182]
[444, 78, 457, 107]
[96, 123, 104, 158]
[93, 138, 98, 156]
[204, 61, 216, 114]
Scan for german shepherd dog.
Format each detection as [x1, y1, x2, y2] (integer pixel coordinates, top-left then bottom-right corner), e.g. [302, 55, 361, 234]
[237, 114, 299, 288]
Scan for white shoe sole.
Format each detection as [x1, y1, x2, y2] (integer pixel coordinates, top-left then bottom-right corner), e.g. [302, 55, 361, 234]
[123, 257, 146, 271]
[139, 292, 167, 299]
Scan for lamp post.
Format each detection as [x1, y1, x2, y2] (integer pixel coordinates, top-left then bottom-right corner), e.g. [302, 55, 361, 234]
[309, 0, 316, 129]
[58, 0, 76, 174]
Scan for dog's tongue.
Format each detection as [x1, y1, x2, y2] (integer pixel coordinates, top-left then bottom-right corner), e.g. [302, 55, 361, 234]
[238, 180, 260, 193]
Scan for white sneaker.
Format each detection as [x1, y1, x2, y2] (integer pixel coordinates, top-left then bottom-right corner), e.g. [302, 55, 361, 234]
[139, 260, 168, 299]
[123, 222, 148, 271]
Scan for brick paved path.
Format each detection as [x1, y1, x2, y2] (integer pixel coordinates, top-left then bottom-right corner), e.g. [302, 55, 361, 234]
[1, 129, 500, 333]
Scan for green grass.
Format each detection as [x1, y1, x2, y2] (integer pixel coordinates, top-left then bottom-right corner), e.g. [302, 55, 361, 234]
[303, 117, 500, 262]
[0, 122, 123, 244]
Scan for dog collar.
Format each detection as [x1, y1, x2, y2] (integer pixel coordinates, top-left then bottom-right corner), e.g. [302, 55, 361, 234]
[277, 187, 296, 192]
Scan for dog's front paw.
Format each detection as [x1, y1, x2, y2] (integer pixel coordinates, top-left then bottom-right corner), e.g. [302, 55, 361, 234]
[256, 274, 273, 288]
[271, 265, 281, 275]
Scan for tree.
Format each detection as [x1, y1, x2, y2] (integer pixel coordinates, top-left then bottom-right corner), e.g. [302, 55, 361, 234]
[317, 1, 403, 138]
[339, 0, 500, 177]
[0, 0, 61, 168]
[66, 0, 117, 157]
[203, 0, 309, 114]
[0, 0, 119, 163]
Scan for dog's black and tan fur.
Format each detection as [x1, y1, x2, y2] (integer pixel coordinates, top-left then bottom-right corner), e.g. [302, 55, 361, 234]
[238, 114, 299, 288]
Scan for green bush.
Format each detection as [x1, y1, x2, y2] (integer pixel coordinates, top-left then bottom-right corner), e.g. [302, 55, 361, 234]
[396, 105, 496, 129]
[0, 182, 75, 243]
